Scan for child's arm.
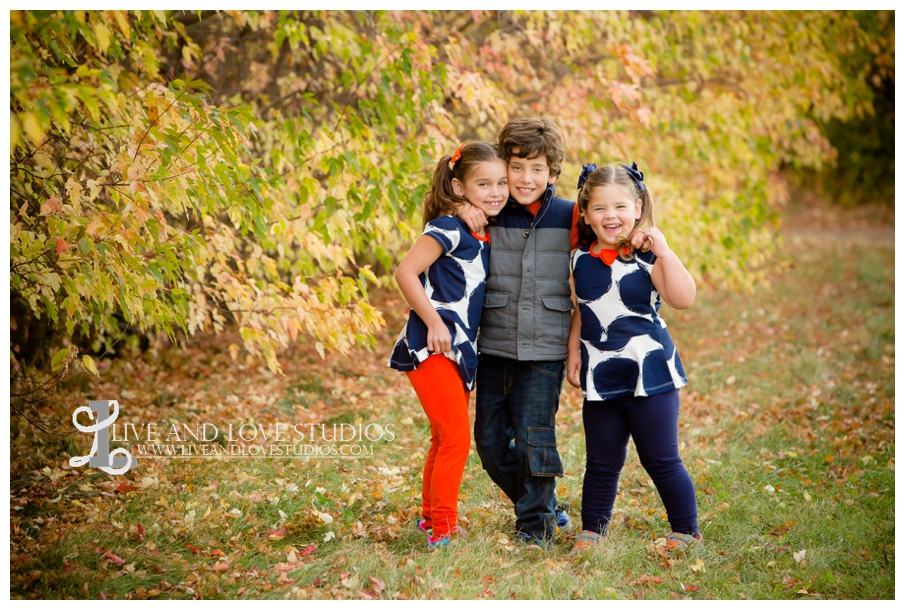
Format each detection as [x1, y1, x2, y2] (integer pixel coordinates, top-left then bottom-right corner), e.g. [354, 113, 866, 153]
[453, 202, 489, 234]
[631, 228, 696, 310]
[395, 236, 452, 354]
[566, 272, 582, 388]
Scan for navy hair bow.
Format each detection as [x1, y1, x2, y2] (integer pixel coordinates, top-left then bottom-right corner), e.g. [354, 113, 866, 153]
[577, 163, 598, 190]
[623, 162, 645, 192]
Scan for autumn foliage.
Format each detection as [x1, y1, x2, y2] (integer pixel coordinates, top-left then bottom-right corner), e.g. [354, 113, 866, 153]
[9, 10, 884, 383]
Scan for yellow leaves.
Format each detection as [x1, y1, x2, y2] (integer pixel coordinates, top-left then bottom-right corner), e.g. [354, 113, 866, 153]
[20, 112, 44, 147]
[93, 21, 112, 54]
[145, 92, 159, 124]
[81, 355, 99, 377]
[10, 113, 21, 154]
[112, 10, 131, 39]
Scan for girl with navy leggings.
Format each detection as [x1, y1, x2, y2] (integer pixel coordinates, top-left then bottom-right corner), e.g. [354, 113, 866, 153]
[565, 162, 700, 554]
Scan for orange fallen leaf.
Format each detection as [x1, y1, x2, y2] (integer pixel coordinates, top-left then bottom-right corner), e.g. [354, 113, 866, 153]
[184, 544, 201, 555]
[210, 549, 226, 557]
[212, 562, 230, 571]
[631, 574, 664, 587]
[105, 553, 126, 566]
[116, 482, 135, 492]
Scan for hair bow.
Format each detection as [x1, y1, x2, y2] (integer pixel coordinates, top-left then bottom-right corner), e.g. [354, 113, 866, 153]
[623, 162, 645, 192]
[577, 163, 598, 190]
[450, 143, 465, 167]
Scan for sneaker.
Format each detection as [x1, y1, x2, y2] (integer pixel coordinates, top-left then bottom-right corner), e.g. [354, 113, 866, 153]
[516, 532, 551, 551]
[554, 506, 572, 534]
[569, 530, 603, 556]
[426, 533, 451, 549]
[664, 531, 702, 552]
[420, 518, 467, 537]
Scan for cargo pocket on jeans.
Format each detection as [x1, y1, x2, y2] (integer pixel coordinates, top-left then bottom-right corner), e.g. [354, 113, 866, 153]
[526, 427, 564, 477]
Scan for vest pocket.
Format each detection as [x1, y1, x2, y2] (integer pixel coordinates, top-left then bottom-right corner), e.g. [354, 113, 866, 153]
[526, 427, 564, 477]
[540, 295, 574, 348]
[484, 292, 509, 309]
[541, 296, 574, 313]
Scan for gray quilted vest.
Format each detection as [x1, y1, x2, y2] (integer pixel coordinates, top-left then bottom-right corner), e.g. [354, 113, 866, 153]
[479, 186, 575, 361]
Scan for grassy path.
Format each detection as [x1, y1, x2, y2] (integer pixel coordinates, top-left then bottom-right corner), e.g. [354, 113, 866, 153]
[10, 204, 894, 599]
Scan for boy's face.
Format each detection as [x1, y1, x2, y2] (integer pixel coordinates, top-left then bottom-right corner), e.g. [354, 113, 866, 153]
[507, 153, 557, 206]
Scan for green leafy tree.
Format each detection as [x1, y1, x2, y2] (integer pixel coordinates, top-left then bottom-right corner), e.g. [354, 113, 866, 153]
[9, 10, 880, 401]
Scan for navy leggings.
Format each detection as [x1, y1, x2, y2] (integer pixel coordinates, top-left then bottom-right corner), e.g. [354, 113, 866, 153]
[581, 389, 698, 536]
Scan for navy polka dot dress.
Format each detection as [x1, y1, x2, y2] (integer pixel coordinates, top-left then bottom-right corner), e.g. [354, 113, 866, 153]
[388, 216, 490, 391]
[571, 245, 687, 401]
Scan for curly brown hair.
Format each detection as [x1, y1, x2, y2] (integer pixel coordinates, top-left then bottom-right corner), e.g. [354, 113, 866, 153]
[497, 117, 565, 177]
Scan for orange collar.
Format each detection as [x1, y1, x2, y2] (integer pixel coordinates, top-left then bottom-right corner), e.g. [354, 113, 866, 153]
[589, 242, 629, 266]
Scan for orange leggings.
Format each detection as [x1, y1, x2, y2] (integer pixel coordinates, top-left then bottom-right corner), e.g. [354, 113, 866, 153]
[406, 354, 471, 537]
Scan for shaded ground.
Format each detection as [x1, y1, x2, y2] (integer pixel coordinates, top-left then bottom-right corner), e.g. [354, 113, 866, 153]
[9, 201, 894, 599]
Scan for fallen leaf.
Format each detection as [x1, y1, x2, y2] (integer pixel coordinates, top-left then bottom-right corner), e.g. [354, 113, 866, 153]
[689, 558, 705, 573]
[316, 511, 333, 524]
[268, 527, 287, 540]
[300, 544, 316, 557]
[184, 545, 201, 555]
[105, 553, 126, 566]
[369, 576, 386, 591]
[116, 482, 136, 492]
[631, 574, 664, 586]
[212, 562, 230, 571]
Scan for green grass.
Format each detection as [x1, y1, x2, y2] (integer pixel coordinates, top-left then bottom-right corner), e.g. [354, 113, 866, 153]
[10, 217, 893, 599]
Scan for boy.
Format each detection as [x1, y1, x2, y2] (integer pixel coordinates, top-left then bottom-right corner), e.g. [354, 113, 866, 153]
[459, 118, 580, 547]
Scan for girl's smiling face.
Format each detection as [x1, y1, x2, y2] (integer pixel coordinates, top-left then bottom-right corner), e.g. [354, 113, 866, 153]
[453, 159, 509, 218]
[584, 183, 642, 248]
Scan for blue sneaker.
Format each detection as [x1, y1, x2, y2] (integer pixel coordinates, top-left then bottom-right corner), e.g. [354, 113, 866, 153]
[516, 532, 551, 551]
[554, 506, 572, 534]
[426, 533, 451, 550]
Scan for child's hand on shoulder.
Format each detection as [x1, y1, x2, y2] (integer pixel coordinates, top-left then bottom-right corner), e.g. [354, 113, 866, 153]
[455, 202, 489, 234]
[631, 227, 671, 258]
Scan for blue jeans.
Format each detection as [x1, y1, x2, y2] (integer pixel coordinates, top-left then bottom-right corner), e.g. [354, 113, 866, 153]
[474, 354, 565, 540]
[581, 390, 699, 536]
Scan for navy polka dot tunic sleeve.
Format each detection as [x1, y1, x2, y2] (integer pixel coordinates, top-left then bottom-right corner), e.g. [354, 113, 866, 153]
[388, 215, 490, 390]
[571, 246, 687, 401]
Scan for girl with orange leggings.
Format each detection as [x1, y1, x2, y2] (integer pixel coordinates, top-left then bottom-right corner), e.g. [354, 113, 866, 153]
[388, 142, 507, 548]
